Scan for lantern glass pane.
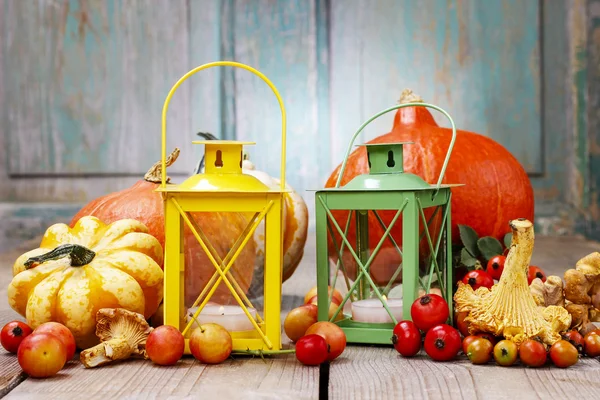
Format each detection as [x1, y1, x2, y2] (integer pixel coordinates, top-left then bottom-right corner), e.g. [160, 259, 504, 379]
[320, 203, 450, 324]
[182, 211, 265, 333]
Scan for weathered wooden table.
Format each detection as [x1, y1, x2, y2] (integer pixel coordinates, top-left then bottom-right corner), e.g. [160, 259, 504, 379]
[0, 234, 599, 399]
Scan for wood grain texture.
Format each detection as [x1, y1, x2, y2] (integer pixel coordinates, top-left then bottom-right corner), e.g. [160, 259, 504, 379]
[4, 355, 318, 400]
[227, 0, 327, 227]
[565, 0, 589, 213]
[328, 346, 600, 400]
[2, 0, 197, 175]
[329, 0, 542, 174]
[0, 0, 7, 195]
[586, 0, 600, 240]
[532, 0, 573, 234]
[188, 0, 222, 164]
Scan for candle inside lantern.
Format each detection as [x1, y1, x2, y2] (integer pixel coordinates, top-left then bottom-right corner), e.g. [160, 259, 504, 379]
[351, 297, 403, 323]
[187, 305, 258, 332]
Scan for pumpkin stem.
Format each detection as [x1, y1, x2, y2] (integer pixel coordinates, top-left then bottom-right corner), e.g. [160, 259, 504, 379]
[398, 89, 424, 104]
[24, 244, 96, 269]
[144, 148, 181, 183]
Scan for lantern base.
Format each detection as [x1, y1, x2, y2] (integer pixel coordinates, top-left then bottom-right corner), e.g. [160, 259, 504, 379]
[333, 319, 396, 345]
[182, 333, 282, 355]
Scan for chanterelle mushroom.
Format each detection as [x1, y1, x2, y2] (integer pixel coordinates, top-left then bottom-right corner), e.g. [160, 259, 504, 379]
[80, 308, 153, 368]
[454, 218, 571, 346]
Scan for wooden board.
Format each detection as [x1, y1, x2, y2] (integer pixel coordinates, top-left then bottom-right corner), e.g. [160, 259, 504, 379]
[2, 235, 600, 398]
[1, 0, 208, 176]
[329, 0, 542, 174]
[226, 0, 329, 227]
[328, 346, 600, 400]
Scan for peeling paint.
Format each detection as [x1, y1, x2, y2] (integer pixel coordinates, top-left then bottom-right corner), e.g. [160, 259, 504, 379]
[585, 0, 600, 240]
[566, 0, 589, 211]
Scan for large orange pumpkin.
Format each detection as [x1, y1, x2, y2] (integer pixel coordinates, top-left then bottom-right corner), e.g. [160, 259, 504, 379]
[325, 89, 534, 285]
[69, 149, 256, 307]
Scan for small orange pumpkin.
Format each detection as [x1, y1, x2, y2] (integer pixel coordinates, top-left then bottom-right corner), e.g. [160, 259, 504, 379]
[69, 149, 256, 307]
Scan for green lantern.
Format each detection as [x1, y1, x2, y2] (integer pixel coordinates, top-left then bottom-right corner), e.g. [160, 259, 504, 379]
[313, 103, 462, 345]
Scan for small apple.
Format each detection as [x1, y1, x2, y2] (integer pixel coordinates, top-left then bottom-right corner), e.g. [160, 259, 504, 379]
[304, 286, 344, 306]
[305, 321, 347, 361]
[284, 304, 318, 342]
[146, 325, 185, 366]
[17, 333, 67, 378]
[189, 323, 232, 364]
[33, 322, 76, 361]
[305, 296, 345, 322]
[307, 295, 342, 307]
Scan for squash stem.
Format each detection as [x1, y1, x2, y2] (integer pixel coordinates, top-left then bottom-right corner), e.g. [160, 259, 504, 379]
[144, 147, 180, 183]
[24, 244, 96, 269]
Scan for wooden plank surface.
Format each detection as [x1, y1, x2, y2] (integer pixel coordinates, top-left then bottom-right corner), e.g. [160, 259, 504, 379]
[328, 347, 600, 400]
[1, 234, 600, 399]
[2, 0, 198, 176]
[227, 0, 328, 228]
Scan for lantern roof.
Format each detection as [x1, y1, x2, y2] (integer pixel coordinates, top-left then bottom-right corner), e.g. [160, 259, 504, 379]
[157, 140, 284, 193]
[315, 142, 463, 192]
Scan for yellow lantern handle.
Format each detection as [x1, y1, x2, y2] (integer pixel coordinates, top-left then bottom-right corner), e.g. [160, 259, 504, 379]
[160, 61, 287, 191]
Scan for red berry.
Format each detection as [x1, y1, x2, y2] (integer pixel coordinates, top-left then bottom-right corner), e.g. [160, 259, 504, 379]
[527, 266, 547, 285]
[486, 255, 506, 281]
[391, 321, 421, 357]
[562, 330, 584, 353]
[410, 294, 449, 332]
[1, 321, 33, 354]
[462, 270, 494, 290]
[549, 340, 579, 368]
[519, 339, 547, 367]
[423, 324, 461, 361]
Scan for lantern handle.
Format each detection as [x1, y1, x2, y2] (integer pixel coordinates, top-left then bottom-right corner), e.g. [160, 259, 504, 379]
[334, 103, 457, 195]
[159, 61, 287, 191]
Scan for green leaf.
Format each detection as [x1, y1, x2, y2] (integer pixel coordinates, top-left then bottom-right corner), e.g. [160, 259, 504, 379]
[477, 236, 504, 261]
[458, 225, 480, 257]
[503, 233, 513, 249]
[460, 248, 478, 267]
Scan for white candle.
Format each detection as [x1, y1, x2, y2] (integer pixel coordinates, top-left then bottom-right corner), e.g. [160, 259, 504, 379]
[351, 298, 403, 323]
[187, 305, 257, 332]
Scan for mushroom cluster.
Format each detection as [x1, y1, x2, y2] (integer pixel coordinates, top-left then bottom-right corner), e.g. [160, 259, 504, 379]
[531, 252, 600, 335]
[454, 219, 571, 346]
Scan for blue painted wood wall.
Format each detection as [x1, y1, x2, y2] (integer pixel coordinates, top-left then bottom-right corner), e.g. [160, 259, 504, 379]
[1, 0, 598, 238]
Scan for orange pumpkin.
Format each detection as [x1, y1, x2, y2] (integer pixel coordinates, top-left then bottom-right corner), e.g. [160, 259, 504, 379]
[325, 89, 534, 285]
[69, 149, 256, 307]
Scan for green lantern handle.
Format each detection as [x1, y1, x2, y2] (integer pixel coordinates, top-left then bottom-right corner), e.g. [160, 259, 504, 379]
[334, 103, 457, 195]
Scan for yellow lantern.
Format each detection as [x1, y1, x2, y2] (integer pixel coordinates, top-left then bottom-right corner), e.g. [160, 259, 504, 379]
[158, 62, 287, 352]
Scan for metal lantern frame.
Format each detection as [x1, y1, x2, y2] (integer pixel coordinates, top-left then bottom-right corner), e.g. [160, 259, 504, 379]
[314, 103, 462, 345]
[158, 61, 288, 353]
